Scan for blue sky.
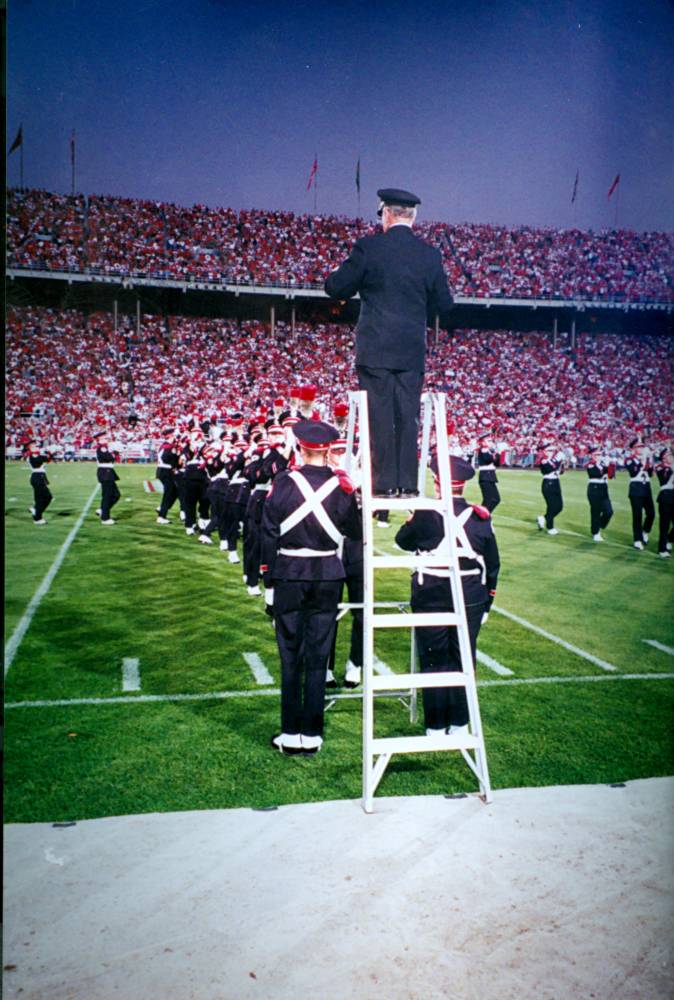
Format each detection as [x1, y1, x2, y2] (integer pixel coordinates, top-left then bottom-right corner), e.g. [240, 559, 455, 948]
[7, 0, 674, 231]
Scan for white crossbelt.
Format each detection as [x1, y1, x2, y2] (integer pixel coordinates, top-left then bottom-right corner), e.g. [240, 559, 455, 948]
[97, 463, 114, 468]
[659, 481, 674, 491]
[479, 463, 495, 471]
[279, 547, 338, 558]
[229, 474, 247, 485]
[252, 483, 272, 492]
[588, 476, 608, 484]
[416, 507, 487, 586]
[280, 471, 342, 544]
[630, 472, 650, 483]
[157, 462, 173, 469]
[542, 471, 560, 479]
[30, 468, 47, 474]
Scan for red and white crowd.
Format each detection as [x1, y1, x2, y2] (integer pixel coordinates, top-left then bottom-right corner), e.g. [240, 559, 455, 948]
[6, 305, 673, 466]
[7, 188, 674, 301]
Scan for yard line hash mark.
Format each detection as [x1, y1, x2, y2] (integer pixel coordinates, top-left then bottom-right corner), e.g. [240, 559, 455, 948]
[4, 485, 99, 677]
[122, 658, 141, 692]
[242, 652, 274, 685]
[6, 673, 673, 710]
[642, 640, 674, 657]
[476, 651, 514, 676]
[494, 606, 618, 672]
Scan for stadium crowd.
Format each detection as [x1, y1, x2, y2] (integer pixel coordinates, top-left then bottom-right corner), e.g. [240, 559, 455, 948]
[6, 305, 673, 465]
[7, 188, 674, 302]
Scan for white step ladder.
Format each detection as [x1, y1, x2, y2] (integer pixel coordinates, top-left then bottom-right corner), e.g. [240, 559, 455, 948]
[344, 389, 492, 813]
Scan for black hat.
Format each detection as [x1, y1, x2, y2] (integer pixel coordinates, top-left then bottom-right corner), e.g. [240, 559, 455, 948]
[376, 188, 421, 217]
[294, 419, 340, 451]
[430, 453, 475, 484]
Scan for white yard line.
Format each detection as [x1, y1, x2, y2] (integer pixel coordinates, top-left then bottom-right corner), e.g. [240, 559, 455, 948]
[5, 672, 673, 710]
[476, 650, 514, 676]
[122, 658, 141, 692]
[642, 640, 674, 657]
[493, 606, 618, 671]
[4, 485, 99, 676]
[373, 656, 393, 675]
[242, 652, 275, 685]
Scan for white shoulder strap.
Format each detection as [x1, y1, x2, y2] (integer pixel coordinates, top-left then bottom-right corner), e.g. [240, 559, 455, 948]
[280, 471, 343, 544]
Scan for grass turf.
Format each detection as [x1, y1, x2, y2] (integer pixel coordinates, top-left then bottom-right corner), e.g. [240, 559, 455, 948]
[4, 461, 674, 821]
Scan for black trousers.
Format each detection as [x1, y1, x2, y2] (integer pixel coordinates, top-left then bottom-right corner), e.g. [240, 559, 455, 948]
[587, 485, 613, 535]
[356, 365, 424, 493]
[183, 479, 209, 529]
[328, 565, 364, 672]
[412, 589, 484, 730]
[542, 480, 563, 529]
[243, 513, 262, 585]
[479, 480, 500, 512]
[274, 580, 342, 737]
[657, 499, 674, 553]
[204, 489, 229, 540]
[157, 471, 178, 517]
[100, 481, 121, 520]
[31, 477, 52, 519]
[220, 500, 242, 550]
[630, 494, 655, 542]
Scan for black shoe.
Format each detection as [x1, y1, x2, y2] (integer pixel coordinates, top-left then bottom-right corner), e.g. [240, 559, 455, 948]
[398, 488, 419, 499]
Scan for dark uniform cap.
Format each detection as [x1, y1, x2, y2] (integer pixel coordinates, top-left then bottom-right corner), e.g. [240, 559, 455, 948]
[377, 188, 421, 217]
[430, 453, 475, 483]
[294, 419, 340, 451]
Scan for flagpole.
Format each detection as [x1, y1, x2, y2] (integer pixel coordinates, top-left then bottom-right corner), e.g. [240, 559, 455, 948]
[20, 139, 24, 190]
[615, 181, 620, 229]
[314, 151, 317, 214]
[71, 131, 76, 197]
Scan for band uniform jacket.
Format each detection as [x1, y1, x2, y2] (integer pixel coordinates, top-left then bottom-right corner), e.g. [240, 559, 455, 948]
[260, 465, 362, 585]
[477, 448, 498, 483]
[324, 225, 454, 372]
[395, 498, 500, 609]
[586, 459, 610, 494]
[625, 457, 653, 499]
[29, 452, 51, 486]
[96, 447, 119, 482]
[656, 463, 673, 506]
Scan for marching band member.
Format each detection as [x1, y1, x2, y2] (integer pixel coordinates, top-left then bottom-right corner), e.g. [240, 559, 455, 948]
[655, 447, 673, 559]
[25, 440, 53, 525]
[585, 445, 613, 541]
[395, 455, 499, 736]
[476, 433, 501, 512]
[536, 444, 564, 535]
[94, 430, 121, 525]
[625, 439, 655, 550]
[156, 428, 180, 524]
[182, 432, 210, 536]
[260, 419, 361, 756]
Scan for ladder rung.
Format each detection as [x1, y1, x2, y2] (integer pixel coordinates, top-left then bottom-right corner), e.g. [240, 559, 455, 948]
[372, 612, 461, 628]
[371, 734, 480, 754]
[371, 555, 453, 571]
[366, 496, 444, 512]
[370, 671, 471, 691]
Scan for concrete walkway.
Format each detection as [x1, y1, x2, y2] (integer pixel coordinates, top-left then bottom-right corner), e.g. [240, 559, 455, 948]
[4, 778, 674, 1000]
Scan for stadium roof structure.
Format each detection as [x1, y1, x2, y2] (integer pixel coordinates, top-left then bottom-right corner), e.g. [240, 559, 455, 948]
[7, 266, 674, 338]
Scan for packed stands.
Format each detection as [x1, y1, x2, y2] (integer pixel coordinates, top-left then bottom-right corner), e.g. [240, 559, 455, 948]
[6, 306, 673, 464]
[7, 189, 674, 302]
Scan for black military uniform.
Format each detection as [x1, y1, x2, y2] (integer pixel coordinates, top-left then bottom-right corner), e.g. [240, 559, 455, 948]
[655, 450, 673, 558]
[395, 456, 499, 734]
[243, 436, 290, 593]
[325, 187, 453, 496]
[182, 437, 210, 536]
[586, 449, 613, 540]
[95, 434, 121, 524]
[156, 431, 180, 523]
[625, 447, 655, 549]
[220, 444, 250, 563]
[26, 443, 53, 524]
[476, 439, 501, 512]
[260, 421, 362, 754]
[198, 445, 229, 546]
[537, 450, 564, 534]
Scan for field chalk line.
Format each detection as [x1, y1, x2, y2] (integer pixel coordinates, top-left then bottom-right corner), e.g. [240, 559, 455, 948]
[122, 658, 141, 692]
[5, 672, 674, 710]
[4, 485, 99, 677]
[476, 650, 514, 677]
[242, 652, 274, 685]
[643, 639, 674, 657]
[493, 606, 618, 672]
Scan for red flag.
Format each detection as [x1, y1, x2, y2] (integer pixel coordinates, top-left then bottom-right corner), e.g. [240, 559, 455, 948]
[607, 173, 621, 199]
[8, 125, 23, 155]
[306, 155, 318, 190]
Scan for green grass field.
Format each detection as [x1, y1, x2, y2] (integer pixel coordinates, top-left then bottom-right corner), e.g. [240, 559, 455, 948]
[4, 461, 674, 822]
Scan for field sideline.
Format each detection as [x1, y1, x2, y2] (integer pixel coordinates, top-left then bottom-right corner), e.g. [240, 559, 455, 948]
[4, 461, 674, 822]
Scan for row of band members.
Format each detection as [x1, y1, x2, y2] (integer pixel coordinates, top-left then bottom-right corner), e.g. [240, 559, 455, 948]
[24, 416, 672, 756]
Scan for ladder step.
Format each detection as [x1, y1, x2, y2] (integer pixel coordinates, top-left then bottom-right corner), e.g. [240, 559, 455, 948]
[371, 734, 480, 754]
[370, 671, 471, 691]
[372, 612, 461, 628]
[371, 554, 453, 571]
[366, 495, 445, 512]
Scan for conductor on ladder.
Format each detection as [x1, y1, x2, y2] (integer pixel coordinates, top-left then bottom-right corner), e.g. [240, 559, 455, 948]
[260, 420, 362, 756]
[324, 187, 454, 498]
